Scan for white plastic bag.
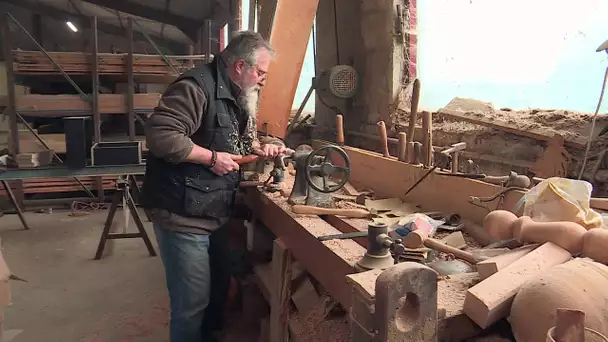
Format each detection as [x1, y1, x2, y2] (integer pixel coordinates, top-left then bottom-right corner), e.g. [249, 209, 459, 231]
[522, 177, 603, 229]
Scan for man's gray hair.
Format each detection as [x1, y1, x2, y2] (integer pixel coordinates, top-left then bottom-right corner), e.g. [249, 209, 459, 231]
[222, 31, 275, 66]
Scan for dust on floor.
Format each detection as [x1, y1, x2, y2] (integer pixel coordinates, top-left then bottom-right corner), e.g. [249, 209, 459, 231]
[0, 210, 262, 342]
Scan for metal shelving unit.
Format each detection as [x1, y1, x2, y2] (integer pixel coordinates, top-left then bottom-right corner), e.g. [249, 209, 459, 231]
[0, 12, 214, 209]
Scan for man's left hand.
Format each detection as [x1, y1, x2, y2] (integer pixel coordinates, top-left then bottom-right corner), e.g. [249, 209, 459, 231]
[253, 144, 286, 158]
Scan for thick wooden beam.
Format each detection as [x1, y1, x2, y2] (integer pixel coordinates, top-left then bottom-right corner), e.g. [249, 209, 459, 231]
[245, 188, 364, 308]
[256, 0, 277, 40]
[269, 239, 291, 342]
[256, 0, 318, 137]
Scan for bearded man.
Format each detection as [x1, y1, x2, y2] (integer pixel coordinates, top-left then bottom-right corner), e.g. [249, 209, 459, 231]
[141, 31, 284, 342]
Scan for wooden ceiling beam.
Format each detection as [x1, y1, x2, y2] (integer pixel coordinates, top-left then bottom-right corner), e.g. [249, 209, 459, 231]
[0, 0, 184, 53]
[79, 0, 200, 41]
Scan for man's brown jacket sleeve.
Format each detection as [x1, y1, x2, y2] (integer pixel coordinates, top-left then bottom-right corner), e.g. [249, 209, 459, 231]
[145, 79, 207, 163]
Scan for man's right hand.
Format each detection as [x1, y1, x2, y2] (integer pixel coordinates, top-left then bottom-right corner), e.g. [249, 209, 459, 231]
[211, 152, 242, 176]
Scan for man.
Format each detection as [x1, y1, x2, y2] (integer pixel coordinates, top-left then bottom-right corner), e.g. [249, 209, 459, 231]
[140, 31, 285, 341]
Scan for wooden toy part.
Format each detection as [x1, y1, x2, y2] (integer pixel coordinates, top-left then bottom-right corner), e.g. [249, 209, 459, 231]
[509, 258, 608, 342]
[482, 210, 519, 241]
[553, 308, 585, 342]
[464, 242, 571, 328]
[511, 216, 587, 254]
[583, 228, 608, 265]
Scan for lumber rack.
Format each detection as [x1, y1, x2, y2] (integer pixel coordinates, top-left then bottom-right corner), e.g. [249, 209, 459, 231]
[0, 11, 213, 207]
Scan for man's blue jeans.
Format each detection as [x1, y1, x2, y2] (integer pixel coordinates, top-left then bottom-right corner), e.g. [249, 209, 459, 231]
[154, 224, 211, 342]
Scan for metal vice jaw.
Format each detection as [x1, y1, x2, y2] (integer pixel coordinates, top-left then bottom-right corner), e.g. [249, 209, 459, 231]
[349, 262, 439, 342]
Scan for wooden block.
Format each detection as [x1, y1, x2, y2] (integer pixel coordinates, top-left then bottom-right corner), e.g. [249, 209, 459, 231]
[471, 248, 510, 261]
[270, 239, 292, 342]
[342, 182, 361, 196]
[291, 276, 320, 316]
[476, 244, 538, 280]
[463, 242, 571, 328]
[440, 231, 467, 250]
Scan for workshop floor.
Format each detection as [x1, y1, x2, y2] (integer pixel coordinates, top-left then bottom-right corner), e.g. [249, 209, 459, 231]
[0, 209, 264, 342]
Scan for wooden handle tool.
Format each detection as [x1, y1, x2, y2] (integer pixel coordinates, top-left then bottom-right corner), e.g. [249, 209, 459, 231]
[291, 205, 370, 218]
[237, 148, 296, 165]
[423, 238, 479, 264]
[421, 111, 433, 167]
[336, 114, 345, 145]
[398, 132, 407, 162]
[406, 78, 420, 159]
[413, 142, 422, 165]
[377, 121, 390, 158]
[237, 154, 260, 165]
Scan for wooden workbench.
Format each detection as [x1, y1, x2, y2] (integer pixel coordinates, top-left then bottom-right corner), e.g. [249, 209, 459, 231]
[244, 142, 533, 340]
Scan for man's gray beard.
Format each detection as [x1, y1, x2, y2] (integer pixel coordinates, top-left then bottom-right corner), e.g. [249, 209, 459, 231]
[237, 86, 260, 119]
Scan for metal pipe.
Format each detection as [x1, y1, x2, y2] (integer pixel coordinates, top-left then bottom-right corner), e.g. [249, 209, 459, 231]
[6, 12, 90, 103]
[132, 18, 179, 74]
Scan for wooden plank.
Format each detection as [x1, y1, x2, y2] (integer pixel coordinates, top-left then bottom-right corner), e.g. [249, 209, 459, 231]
[245, 189, 365, 308]
[256, 0, 318, 137]
[254, 263, 272, 302]
[12, 50, 205, 76]
[0, 94, 162, 116]
[476, 244, 538, 280]
[312, 140, 526, 225]
[463, 242, 571, 328]
[437, 108, 586, 148]
[269, 239, 291, 342]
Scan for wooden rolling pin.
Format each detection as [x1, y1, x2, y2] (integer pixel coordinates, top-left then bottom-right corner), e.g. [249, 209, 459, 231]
[583, 228, 608, 264]
[512, 217, 587, 254]
[377, 121, 391, 158]
[336, 114, 345, 145]
[482, 210, 608, 261]
[291, 205, 370, 218]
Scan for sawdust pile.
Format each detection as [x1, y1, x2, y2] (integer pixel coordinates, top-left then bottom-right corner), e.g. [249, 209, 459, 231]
[289, 295, 350, 342]
[395, 97, 608, 178]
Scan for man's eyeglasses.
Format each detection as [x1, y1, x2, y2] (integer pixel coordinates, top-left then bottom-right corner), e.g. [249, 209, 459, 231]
[245, 61, 267, 78]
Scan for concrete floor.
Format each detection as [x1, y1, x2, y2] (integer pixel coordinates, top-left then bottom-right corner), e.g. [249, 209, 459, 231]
[0, 209, 264, 342]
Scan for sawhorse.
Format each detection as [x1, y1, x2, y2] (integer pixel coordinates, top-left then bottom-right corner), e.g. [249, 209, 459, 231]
[94, 175, 156, 259]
